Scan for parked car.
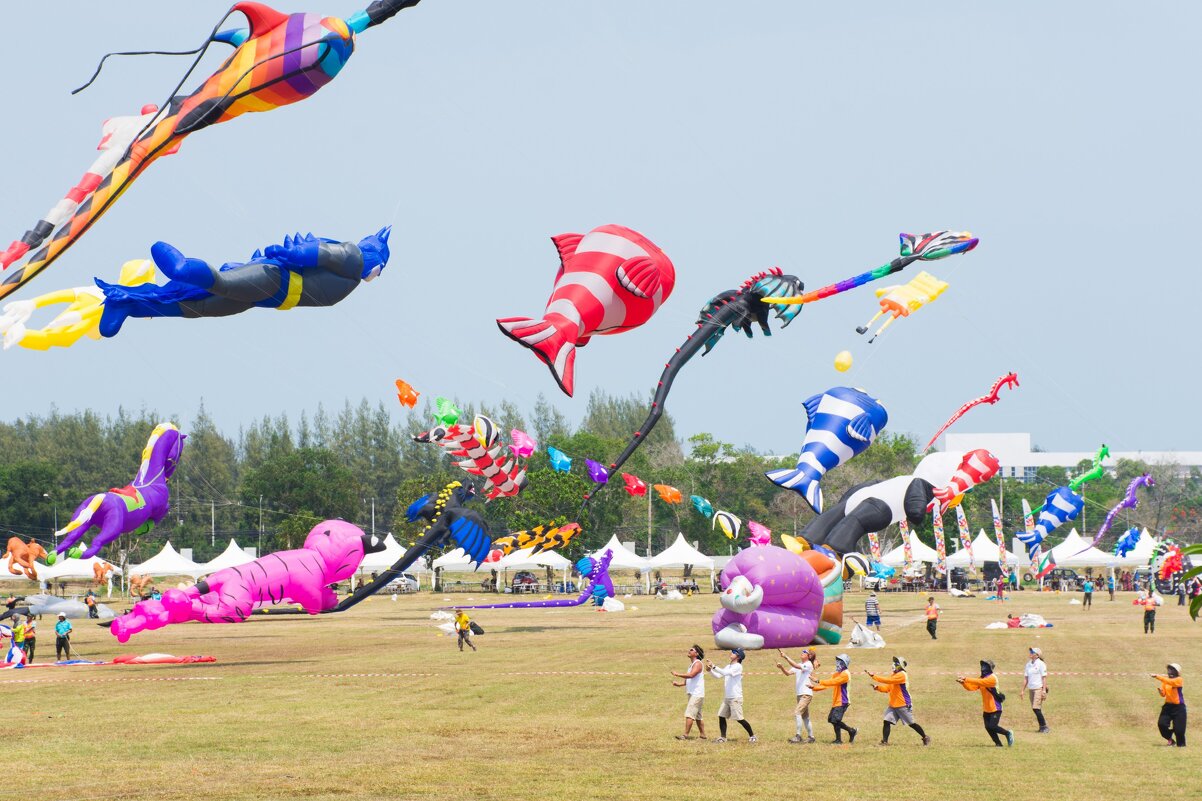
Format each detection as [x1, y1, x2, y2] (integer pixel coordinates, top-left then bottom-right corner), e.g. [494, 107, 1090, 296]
[512, 571, 538, 588]
[1039, 568, 1081, 589]
[384, 573, 419, 593]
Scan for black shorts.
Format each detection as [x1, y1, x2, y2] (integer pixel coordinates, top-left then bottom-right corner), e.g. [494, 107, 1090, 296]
[828, 705, 848, 724]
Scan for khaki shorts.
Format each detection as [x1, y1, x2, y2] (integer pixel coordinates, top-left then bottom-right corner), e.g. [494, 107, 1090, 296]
[794, 694, 814, 717]
[718, 697, 744, 721]
[685, 695, 704, 720]
[883, 706, 916, 725]
[1029, 688, 1046, 709]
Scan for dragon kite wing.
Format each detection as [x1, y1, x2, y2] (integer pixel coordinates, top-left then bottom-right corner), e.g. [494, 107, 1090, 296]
[0, 1, 425, 302]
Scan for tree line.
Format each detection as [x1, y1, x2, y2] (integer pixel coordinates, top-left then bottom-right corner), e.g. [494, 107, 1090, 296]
[1, 396, 1198, 567]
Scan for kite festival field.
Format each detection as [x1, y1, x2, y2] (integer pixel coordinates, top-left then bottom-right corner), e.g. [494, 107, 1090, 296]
[6, 588, 1199, 801]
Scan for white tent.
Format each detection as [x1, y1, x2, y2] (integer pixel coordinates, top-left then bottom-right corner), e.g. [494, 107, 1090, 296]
[1049, 529, 1116, 568]
[589, 535, 649, 571]
[496, 548, 573, 571]
[947, 530, 1026, 570]
[357, 533, 405, 573]
[40, 556, 122, 580]
[1112, 528, 1157, 568]
[648, 534, 714, 570]
[200, 539, 256, 574]
[431, 548, 483, 572]
[127, 541, 205, 578]
[0, 556, 46, 581]
[881, 532, 939, 566]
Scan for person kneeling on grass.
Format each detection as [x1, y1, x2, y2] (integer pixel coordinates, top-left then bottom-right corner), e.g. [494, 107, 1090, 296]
[777, 647, 818, 743]
[706, 649, 756, 743]
[1152, 663, 1186, 747]
[671, 644, 707, 740]
[957, 659, 1013, 747]
[867, 656, 930, 746]
[813, 653, 857, 744]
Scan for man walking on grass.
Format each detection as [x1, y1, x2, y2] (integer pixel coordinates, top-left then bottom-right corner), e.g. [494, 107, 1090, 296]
[1022, 647, 1050, 733]
[706, 649, 756, 743]
[671, 644, 706, 740]
[864, 591, 882, 631]
[925, 597, 941, 640]
[777, 648, 817, 743]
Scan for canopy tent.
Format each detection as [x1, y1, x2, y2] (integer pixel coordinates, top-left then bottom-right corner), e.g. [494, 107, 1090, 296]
[947, 530, 1026, 570]
[0, 556, 46, 581]
[589, 536, 649, 571]
[127, 541, 205, 578]
[712, 554, 733, 573]
[648, 534, 715, 570]
[200, 540, 256, 574]
[1111, 528, 1157, 569]
[1048, 529, 1116, 568]
[496, 548, 573, 571]
[881, 532, 940, 567]
[431, 548, 484, 572]
[40, 556, 123, 580]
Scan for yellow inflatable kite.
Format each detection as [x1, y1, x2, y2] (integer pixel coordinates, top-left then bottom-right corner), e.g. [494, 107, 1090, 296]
[856, 270, 948, 343]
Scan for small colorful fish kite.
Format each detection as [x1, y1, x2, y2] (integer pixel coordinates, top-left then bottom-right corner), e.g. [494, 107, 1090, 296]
[394, 379, 419, 409]
[0, 0, 426, 302]
[547, 447, 572, 473]
[1114, 527, 1141, 558]
[622, 473, 647, 496]
[713, 511, 742, 540]
[509, 429, 536, 459]
[585, 459, 609, 484]
[856, 270, 949, 343]
[765, 386, 888, 514]
[747, 521, 772, 547]
[653, 484, 683, 504]
[922, 372, 1020, 452]
[412, 417, 528, 500]
[690, 495, 714, 518]
[1078, 473, 1154, 554]
[497, 225, 676, 397]
[432, 398, 460, 427]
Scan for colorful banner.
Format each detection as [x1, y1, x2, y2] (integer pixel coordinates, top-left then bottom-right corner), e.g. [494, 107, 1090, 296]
[954, 505, 974, 570]
[867, 531, 882, 562]
[899, 519, 913, 569]
[933, 508, 947, 575]
[991, 498, 1008, 574]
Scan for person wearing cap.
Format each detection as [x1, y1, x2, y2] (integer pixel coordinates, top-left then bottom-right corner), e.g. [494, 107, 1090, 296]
[1139, 591, 1159, 634]
[1022, 647, 1050, 733]
[705, 649, 756, 743]
[452, 609, 477, 652]
[812, 653, 857, 744]
[957, 659, 1013, 746]
[671, 644, 707, 740]
[10, 615, 26, 656]
[1151, 664, 1186, 747]
[777, 647, 818, 743]
[1082, 577, 1094, 609]
[867, 656, 930, 746]
[924, 597, 941, 640]
[54, 613, 73, 661]
[864, 592, 882, 632]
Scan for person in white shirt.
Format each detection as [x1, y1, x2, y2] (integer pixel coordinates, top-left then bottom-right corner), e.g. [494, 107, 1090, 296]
[1022, 646, 1050, 733]
[777, 647, 819, 743]
[671, 644, 707, 740]
[705, 649, 756, 743]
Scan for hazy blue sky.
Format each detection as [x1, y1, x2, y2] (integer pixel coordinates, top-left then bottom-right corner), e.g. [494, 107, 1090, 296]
[2, 1, 1198, 454]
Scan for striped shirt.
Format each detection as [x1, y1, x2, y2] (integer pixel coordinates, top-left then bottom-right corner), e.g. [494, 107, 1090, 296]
[865, 596, 880, 616]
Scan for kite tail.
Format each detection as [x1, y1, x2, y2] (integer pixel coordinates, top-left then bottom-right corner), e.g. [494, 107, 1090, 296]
[348, 0, 424, 32]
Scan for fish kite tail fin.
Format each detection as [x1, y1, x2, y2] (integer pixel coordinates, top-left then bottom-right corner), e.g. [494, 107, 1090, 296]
[764, 466, 823, 514]
[495, 315, 578, 397]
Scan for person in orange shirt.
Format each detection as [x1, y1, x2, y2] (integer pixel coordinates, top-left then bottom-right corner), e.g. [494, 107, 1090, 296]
[1140, 592, 1159, 634]
[925, 597, 941, 640]
[866, 656, 930, 746]
[957, 659, 1013, 746]
[1152, 663, 1185, 747]
[812, 653, 857, 744]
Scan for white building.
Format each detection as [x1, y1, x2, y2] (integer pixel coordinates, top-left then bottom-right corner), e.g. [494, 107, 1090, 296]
[942, 433, 1202, 482]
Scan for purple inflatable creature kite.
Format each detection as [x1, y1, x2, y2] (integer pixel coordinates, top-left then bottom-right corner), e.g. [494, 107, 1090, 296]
[55, 423, 185, 559]
[446, 550, 615, 610]
[110, 520, 385, 642]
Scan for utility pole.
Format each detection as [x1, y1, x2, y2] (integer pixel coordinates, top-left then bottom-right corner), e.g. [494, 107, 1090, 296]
[211, 500, 216, 547]
[371, 497, 376, 536]
[258, 495, 264, 557]
[647, 488, 653, 556]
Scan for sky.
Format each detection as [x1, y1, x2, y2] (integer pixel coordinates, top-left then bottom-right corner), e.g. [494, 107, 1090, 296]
[1, 1, 1199, 455]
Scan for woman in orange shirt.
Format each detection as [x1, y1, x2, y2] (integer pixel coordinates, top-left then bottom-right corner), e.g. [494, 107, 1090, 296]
[1152, 664, 1185, 747]
[812, 653, 857, 744]
[957, 659, 1013, 747]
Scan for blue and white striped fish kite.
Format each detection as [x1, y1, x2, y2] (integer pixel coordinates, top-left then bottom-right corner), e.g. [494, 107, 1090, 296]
[765, 386, 888, 513]
[1016, 486, 1085, 559]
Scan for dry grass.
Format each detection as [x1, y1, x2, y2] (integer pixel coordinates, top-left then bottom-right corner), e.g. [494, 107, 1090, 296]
[7, 587, 1200, 801]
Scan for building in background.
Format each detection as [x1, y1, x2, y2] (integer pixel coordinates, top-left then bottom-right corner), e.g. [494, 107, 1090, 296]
[942, 433, 1202, 482]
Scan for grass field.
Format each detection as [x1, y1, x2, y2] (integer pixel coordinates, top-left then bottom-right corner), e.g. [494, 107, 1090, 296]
[7, 586, 1199, 801]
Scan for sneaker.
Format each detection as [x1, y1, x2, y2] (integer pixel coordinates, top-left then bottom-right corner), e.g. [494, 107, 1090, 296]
[848, 727, 858, 744]
[804, 737, 816, 744]
[674, 735, 693, 741]
[748, 736, 758, 744]
[877, 741, 889, 746]
[1038, 727, 1050, 734]
[831, 740, 844, 745]
[922, 735, 932, 746]
[788, 735, 803, 744]
[1005, 731, 1014, 747]
[712, 737, 727, 743]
